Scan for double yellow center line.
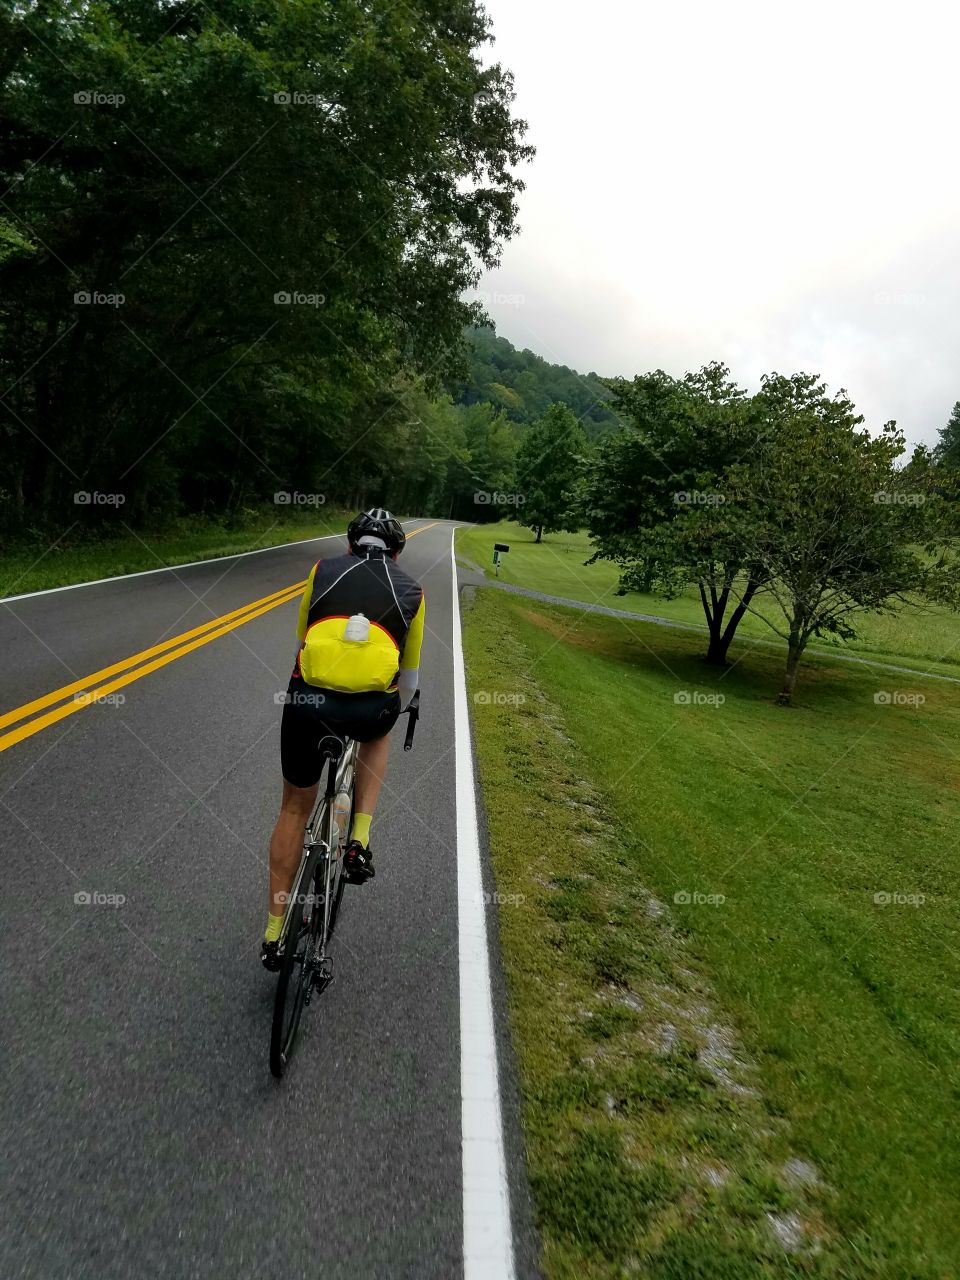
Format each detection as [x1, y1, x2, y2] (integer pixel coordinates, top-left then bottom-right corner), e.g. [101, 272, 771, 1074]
[0, 523, 438, 754]
[0, 580, 305, 753]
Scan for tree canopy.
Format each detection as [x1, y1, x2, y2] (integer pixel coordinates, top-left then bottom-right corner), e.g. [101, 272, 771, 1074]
[450, 326, 617, 434]
[936, 401, 960, 469]
[515, 402, 587, 541]
[584, 365, 960, 700]
[582, 363, 764, 663]
[732, 375, 960, 702]
[0, 0, 533, 531]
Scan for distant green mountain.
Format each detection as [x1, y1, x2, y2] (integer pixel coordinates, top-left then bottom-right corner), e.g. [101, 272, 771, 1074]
[449, 326, 618, 435]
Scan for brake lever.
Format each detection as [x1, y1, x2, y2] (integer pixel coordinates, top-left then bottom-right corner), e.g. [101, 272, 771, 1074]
[403, 689, 421, 752]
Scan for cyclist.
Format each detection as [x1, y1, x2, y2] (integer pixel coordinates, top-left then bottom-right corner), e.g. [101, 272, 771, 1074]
[261, 508, 425, 970]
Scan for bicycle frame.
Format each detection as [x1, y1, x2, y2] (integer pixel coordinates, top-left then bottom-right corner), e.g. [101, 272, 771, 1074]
[312, 738, 357, 966]
[270, 698, 421, 1077]
[277, 737, 355, 951]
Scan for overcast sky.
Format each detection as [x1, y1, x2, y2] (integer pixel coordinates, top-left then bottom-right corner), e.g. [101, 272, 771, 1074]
[472, 0, 959, 450]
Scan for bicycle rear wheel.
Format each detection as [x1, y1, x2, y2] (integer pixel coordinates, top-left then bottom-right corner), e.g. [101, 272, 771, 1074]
[270, 844, 321, 1078]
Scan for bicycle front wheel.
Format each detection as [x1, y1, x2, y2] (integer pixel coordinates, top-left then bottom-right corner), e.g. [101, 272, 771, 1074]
[270, 845, 321, 1079]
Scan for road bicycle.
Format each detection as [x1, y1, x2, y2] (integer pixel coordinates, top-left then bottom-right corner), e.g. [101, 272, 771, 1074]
[269, 691, 420, 1079]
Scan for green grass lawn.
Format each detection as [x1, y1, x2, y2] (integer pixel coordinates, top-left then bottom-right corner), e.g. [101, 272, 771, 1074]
[462, 581, 960, 1278]
[457, 521, 960, 678]
[0, 507, 356, 597]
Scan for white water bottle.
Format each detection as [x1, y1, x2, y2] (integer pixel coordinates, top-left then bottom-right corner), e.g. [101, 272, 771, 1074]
[344, 612, 370, 642]
[332, 789, 351, 854]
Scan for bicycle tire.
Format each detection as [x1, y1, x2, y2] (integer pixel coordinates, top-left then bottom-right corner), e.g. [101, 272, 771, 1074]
[269, 842, 322, 1078]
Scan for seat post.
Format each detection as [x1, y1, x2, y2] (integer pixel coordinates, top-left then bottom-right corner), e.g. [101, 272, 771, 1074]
[317, 734, 345, 800]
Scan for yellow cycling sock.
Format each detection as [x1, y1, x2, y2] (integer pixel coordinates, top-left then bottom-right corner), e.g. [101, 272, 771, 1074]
[350, 811, 372, 848]
[264, 912, 284, 944]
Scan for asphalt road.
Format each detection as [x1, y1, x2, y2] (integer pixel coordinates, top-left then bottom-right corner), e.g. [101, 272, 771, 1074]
[0, 520, 534, 1279]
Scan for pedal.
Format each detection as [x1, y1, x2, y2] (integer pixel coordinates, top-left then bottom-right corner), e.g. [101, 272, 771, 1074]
[314, 956, 334, 992]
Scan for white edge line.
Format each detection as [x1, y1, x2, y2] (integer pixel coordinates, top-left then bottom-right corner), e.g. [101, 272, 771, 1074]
[451, 528, 516, 1279]
[0, 521, 429, 606]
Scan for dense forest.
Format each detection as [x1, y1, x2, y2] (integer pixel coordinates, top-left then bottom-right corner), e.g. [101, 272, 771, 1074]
[0, 2, 624, 542]
[450, 327, 617, 434]
[0, 1, 540, 536]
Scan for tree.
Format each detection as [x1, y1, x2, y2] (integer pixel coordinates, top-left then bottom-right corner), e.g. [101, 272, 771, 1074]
[328, 377, 469, 517]
[515, 402, 587, 541]
[453, 402, 518, 519]
[582, 364, 766, 663]
[733, 374, 960, 704]
[935, 401, 960, 468]
[0, 1, 533, 533]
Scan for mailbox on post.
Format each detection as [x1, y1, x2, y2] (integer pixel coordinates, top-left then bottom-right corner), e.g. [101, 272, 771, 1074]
[492, 542, 510, 575]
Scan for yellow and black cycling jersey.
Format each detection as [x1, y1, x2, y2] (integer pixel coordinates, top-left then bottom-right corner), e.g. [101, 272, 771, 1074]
[294, 549, 425, 694]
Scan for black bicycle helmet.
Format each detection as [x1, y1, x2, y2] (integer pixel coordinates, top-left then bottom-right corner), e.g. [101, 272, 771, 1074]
[346, 507, 406, 555]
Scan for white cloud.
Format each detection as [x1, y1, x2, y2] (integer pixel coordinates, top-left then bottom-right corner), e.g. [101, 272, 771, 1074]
[474, 0, 960, 446]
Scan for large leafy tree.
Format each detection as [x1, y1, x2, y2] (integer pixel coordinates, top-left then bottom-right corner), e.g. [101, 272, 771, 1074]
[515, 402, 587, 541]
[0, 0, 533, 530]
[733, 374, 960, 704]
[582, 363, 766, 663]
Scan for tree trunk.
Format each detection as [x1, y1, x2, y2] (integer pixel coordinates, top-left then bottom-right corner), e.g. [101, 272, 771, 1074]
[711, 577, 761, 664]
[699, 579, 731, 664]
[701, 581, 721, 660]
[697, 574, 764, 666]
[535, 525, 542, 543]
[777, 638, 803, 705]
[704, 630, 731, 665]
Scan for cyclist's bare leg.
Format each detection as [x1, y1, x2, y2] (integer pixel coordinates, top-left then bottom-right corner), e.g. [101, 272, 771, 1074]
[355, 733, 390, 819]
[269, 779, 319, 914]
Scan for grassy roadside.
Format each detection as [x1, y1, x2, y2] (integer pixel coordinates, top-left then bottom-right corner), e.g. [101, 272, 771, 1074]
[462, 584, 960, 1278]
[457, 522, 960, 677]
[0, 508, 356, 597]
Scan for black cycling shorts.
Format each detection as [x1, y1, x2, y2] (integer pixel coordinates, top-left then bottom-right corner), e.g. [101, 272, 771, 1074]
[280, 681, 401, 789]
